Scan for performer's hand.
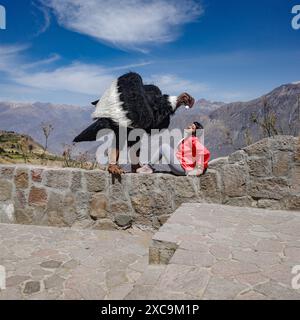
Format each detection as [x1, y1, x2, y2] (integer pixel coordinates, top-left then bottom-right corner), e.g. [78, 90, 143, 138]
[177, 93, 195, 108]
[187, 168, 203, 176]
[196, 168, 204, 177]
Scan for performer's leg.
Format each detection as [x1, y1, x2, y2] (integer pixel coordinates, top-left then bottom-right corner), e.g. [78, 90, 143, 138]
[155, 144, 186, 176]
[108, 148, 124, 175]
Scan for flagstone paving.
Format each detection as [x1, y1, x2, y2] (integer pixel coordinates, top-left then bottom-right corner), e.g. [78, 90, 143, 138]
[127, 203, 300, 300]
[0, 223, 152, 300]
[1, 203, 300, 300]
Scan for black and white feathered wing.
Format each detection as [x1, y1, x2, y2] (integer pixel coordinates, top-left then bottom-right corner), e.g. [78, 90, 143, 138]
[73, 72, 178, 143]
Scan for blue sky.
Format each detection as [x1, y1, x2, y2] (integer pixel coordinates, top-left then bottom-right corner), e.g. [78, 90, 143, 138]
[0, 0, 300, 105]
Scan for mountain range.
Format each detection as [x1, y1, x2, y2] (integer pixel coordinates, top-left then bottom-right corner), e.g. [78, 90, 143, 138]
[0, 101, 96, 157]
[0, 82, 299, 160]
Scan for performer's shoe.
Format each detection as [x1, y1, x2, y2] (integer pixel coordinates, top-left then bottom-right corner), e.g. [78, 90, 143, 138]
[136, 165, 153, 174]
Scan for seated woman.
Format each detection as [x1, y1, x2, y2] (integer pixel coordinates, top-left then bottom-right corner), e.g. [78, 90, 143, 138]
[137, 122, 210, 176]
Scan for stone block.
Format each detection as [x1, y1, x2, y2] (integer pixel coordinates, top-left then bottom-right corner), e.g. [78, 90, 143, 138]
[295, 137, 300, 162]
[31, 168, 44, 183]
[257, 199, 281, 210]
[209, 157, 228, 171]
[243, 138, 272, 157]
[14, 190, 26, 209]
[247, 157, 272, 177]
[70, 171, 82, 192]
[0, 179, 13, 201]
[272, 151, 293, 177]
[28, 187, 48, 207]
[131, 190, 173, 219]
[0, 203, 15, 223]
[200, 169, 222, 202]
[75, 191, 91, 220]
[89, 194, 108, 220]
[0, 166, 15, 179]
[291, 165, 300, 192]
[269, 135, 297, 152]
[109, 201, 131, 214]
[115, 214, 133, 228]
[14, 168, 29, 189]
[108, 177, 128, 201]
[47, 191, 64, 211]
[15, 208, 35, 224]
[249, 177, 289, 200]
[149, 239, 178, 265]
[84, 171, 107, 192]
[281, 194, 300, 210]
[45, 169, 71, 189]
[228, 150, 247, 164]
[221, 164, 248, 197]
[225, 196, 254, 207]
[92, 219, 117, 230]
[173, 176, 198, 205]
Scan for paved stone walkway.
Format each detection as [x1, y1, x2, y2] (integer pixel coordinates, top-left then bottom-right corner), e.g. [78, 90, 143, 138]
[0, 224, 152, 300]
[128, 203, 300, 300]
[1, 203, 300, 300]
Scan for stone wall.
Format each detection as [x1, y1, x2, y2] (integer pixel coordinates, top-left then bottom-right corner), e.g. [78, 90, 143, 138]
[0, 135, 299, 230]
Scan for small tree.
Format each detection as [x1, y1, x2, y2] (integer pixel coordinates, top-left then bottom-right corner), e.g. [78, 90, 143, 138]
[76, 151, 89, 169]
[251, 97, 278, 138]
[62, 144, 73, 167]
[40, 123, 54, 164]
[244, 128, 253, 146]
[41, 122, 54, 153]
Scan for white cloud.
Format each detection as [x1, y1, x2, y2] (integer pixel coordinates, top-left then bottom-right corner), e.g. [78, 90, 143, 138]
[18, 63, 115, 96]
[32, 2, 51, 36]
[0, 46, 152, 97]
[0, 45, 118, 103]
[39, 0, 203, 50]
[148, 74, 209, 96]
[0, 44, 30, 72]
[0, 44, 216, 105]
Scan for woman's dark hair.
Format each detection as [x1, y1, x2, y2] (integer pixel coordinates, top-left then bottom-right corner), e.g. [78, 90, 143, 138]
[192, 121, 204, 137]
[193, 122, 204, 130]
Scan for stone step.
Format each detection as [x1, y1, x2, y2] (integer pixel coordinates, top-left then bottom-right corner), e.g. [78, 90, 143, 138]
[143, 203, 300, 300]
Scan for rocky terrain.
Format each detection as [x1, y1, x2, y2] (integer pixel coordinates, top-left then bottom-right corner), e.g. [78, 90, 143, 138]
[0, 102, 95, 156]
[204, 83, 300, 158]
[0, 130, 98, 169]
[0, 130, 54, 164]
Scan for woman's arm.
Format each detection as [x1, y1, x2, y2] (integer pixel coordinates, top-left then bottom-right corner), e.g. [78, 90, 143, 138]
[194, 138, 210, 170]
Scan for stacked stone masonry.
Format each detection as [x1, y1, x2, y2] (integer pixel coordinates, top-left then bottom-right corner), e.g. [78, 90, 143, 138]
[0, 136, 299, 229]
